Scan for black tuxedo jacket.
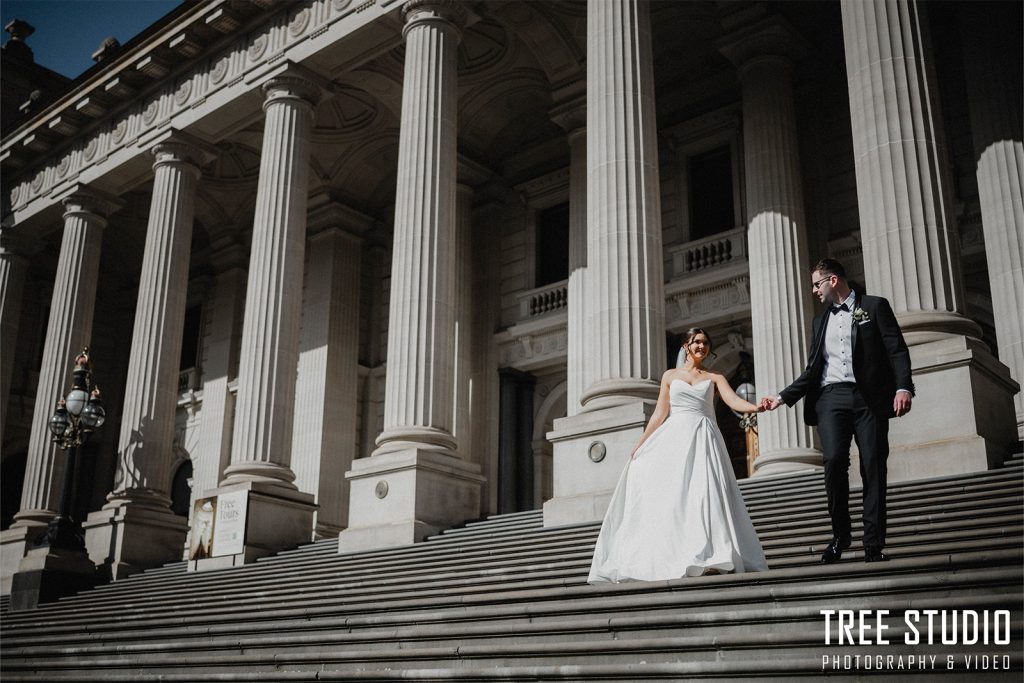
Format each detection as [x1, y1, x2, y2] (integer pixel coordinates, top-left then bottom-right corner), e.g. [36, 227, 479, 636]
[780, 293, 914, 426]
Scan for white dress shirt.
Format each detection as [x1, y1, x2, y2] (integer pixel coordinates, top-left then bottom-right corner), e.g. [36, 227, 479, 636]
[821, 291, 857, 387]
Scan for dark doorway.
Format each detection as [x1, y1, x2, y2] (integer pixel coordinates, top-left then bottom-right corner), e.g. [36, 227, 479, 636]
[497, 368, 536, 513]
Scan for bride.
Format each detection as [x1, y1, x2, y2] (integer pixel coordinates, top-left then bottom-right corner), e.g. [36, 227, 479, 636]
[588, 328, 769, 583]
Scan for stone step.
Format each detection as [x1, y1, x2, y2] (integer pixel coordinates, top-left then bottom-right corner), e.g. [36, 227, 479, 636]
[5, 511, 1016, 626]
[4, 548, 1019, 643]
[5, 581, 1017, 660]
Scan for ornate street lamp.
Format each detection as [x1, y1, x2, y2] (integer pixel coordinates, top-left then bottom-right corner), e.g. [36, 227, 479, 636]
[731, 381, 759, 477]
[43, 348, 105, 551]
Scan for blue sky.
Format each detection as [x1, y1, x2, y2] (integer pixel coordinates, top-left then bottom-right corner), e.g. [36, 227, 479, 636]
[1, 0, 180, 78]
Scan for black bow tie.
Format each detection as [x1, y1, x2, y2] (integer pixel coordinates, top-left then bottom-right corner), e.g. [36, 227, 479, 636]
[830, 303, 850, 315]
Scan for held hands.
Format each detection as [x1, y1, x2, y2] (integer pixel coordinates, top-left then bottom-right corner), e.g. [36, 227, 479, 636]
[759, 396, 782, 412]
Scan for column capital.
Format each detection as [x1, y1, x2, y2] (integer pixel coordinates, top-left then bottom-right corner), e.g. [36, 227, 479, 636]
[261, 65, 324, 110]
[402, 0, 467, 37]
[149, 130, 218, 173]
[716, 14, 809, 71]
[59, 185, 124, 221]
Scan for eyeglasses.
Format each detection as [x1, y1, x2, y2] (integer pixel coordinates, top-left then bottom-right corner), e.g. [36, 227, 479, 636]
[812, 275, 834, 291]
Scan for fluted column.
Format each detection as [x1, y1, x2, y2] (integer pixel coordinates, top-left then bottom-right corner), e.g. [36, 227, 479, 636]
[12, 188, 121, 530]
[718, 17, 820, 475]
[0, 231, 30, 441]
[338, 1, 483, 552]
[542, 0, 663, 528]
[566, 127, 587, 416]
[841, 0, 977, 342]
[452, 183, 473, 454]
[581, 0, 665, 409]
[188, 240, 247, 512]
[551, 98, 588, 417]
[374, 0, 465, 456]
[222, 71, 320, 485]
[838, 0, 1017, 477]
[291, 226, 362, 537]
[83, 136, 210, 579]
[960, 5, 1024, 437]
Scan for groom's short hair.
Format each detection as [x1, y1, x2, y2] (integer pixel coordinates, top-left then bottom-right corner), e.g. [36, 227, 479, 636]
[812, 258, 846, 281]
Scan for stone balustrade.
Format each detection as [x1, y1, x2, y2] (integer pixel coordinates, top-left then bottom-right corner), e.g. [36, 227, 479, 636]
[669, 227, 747, 278]
[517, 280, 569, 320]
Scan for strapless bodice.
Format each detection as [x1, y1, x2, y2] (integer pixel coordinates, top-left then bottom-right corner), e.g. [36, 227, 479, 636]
[669, 378, 715, 418]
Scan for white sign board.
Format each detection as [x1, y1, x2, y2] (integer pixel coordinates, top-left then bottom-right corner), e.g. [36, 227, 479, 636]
[211, 489, 248, 557]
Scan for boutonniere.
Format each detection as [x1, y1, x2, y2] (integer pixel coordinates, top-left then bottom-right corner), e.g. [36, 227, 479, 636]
[853, 307, 870, 323]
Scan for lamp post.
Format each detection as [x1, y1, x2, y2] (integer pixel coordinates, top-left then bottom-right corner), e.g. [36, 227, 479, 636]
[732, 381, 759, 477]
[43, 348, 104, 551]
[10, 348, 104, 611]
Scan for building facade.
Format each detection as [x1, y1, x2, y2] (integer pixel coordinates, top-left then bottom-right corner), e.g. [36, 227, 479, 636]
[1, 0, 1021, 591]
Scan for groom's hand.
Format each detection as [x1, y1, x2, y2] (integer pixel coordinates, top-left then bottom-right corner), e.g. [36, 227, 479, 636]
[893, 391, 912, 417]
[760, 396, 781, 411]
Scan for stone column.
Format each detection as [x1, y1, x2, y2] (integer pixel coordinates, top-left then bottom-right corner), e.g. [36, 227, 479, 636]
[840, 0, 1017, 476]
[544, 0, 664, 527]
[339, 0, 483, 552]
[83, 136, 212, 580]
[550, 100, 587, 417]
[0, 231, 29, 441]
[187, 238, 247, 521]
[718, 15, 820, 475]
[452, 183, 473, 457]
[291, 209, 366, 538]
[1, 188, 120, 592]
[959, 5, 1024, 439]
[191, 67, 320, 570]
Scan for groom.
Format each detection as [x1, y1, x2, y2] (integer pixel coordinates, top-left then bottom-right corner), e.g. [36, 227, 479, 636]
[761, 258, 913, 564]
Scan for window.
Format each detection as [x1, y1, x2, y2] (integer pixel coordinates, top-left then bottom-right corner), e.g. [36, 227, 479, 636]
[179, 304, 202, 371]
[535, 202, 570, 287]
[688, 145, 734, 240]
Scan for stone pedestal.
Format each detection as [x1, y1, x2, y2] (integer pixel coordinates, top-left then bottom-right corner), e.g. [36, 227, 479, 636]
[189, 482, 315, 571]
[82, 492, 189, 581]
[337, 449, 484, 552]
[848, 337, 1019, 486]
[9, 545, 96, 611]
[544, 402, 654, 527]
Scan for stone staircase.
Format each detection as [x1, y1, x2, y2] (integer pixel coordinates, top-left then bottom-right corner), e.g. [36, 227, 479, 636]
[1, 459, 1021, 681]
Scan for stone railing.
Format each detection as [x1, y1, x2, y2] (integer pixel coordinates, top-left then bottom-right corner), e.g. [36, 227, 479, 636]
[517, 280, 569, 320]
[669, 227, 747, 277]
[178, 367, 200, 394]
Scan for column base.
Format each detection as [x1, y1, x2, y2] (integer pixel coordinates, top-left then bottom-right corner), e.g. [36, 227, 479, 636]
[0, 524, 48, 595]
[851, 336, 1019, 484]
[189, 480, 315, 572]
[337, 448, 484, 553]
[542, 400, 654, 528]
[750, 448, 823, 477]
[82, 494, 188, 581]
[9, 545, 97, 611]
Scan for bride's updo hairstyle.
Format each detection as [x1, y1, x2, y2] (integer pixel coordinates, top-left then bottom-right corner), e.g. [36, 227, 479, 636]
[681, 327, 716, 360]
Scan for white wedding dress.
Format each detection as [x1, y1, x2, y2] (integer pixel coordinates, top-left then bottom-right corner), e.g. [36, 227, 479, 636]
[588, 378, 768, 583]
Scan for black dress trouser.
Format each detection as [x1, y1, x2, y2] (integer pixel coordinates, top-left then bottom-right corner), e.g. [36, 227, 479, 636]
[814, 383, 889, 549]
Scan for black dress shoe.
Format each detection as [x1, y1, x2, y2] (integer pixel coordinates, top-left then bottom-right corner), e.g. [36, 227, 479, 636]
[864, 548, 889, 563]
[820, 536, 852, 564]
